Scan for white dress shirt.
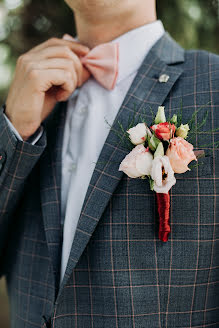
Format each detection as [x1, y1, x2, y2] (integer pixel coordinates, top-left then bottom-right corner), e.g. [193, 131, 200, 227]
[3, 20, 165, 283]
[60, 20, 164, 281]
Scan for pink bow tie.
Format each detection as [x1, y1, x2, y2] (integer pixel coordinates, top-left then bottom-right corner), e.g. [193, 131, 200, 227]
[80, 43, 119, 90]
[63, 35, 119, 90]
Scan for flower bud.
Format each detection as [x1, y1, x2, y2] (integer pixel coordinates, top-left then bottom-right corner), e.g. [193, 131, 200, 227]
[154, 106, 166, 124]
[154, 142, 164, 158]
[148, 135, 161, 152]
[176, 124, 190, 139]
[170, 114, 177, 125]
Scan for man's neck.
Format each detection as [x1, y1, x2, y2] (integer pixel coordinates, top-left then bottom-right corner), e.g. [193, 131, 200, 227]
[74, 2, 157, 48]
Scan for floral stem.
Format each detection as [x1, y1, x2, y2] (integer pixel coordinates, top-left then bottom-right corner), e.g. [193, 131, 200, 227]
[156, 192, 171, 242]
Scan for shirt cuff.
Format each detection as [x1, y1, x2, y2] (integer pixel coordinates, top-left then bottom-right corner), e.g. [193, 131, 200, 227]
[3, 113, 44, 145]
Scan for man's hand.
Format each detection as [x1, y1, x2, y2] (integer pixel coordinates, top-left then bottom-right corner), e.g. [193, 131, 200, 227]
[5, 37, 90, 140]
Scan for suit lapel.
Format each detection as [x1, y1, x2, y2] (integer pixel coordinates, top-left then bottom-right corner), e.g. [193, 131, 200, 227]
[58, 33, 185, 293]
[40, 101, 67, 287]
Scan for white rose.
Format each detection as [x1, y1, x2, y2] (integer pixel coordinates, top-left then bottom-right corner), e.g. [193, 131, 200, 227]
[127, 123, 148, 145]
[119, 144, 153, 178]
[150, 155, 176, 194]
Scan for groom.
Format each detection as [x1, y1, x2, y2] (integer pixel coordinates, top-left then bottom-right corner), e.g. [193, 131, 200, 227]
[0, 0, 218, 327]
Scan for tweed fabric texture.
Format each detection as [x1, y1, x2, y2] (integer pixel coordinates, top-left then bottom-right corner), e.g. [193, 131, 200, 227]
[0, 33, 218, 328]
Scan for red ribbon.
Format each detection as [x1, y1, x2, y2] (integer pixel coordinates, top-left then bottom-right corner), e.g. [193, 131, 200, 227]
[156, 192, 170, 242]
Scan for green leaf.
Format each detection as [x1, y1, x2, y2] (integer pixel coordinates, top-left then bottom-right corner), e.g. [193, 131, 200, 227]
[149, 177, 155, 191]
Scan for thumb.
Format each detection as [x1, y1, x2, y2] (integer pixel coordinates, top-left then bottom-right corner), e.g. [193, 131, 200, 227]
[63, 34, 91, 86]
[81, 67, 91, 86]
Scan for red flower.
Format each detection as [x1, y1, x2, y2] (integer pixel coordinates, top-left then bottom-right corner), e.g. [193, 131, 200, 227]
[151, 122, 176, 141]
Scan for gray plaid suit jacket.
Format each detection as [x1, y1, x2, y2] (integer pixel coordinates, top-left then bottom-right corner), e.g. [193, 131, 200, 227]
[0, 33, 218, 328]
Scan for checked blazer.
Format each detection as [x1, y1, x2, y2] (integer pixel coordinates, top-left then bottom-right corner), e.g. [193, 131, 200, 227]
[0, 33, 218, 328]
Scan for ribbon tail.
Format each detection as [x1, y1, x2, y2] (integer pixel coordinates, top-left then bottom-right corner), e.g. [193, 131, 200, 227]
[156, 192, 171, 242]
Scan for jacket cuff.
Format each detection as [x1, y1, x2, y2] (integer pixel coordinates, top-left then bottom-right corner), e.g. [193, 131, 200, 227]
[0, 105, 47, 186]
[2, 105, 44, 145]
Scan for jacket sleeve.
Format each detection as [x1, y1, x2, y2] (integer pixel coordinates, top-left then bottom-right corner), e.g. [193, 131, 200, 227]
[0, 106, 47, 276]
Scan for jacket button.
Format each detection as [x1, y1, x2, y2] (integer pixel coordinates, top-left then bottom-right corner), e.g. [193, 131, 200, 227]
[0, 150, 6, 172]
[159, 74, 170, 83]
[158, 74, 170, 83]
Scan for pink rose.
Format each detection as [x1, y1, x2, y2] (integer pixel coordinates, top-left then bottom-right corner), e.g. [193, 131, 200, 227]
[151, 122, 176, 141]
[119, 145, 153, 178]
[166, 137, 197, 173]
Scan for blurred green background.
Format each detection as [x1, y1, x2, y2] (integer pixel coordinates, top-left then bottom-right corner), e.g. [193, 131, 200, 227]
[0, 0, 218, 327]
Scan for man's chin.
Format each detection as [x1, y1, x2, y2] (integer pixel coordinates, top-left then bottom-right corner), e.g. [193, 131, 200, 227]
[64, 0, 119, 11]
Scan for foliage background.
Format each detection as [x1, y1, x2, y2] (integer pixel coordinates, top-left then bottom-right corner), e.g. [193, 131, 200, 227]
[0, 0, 218, 327]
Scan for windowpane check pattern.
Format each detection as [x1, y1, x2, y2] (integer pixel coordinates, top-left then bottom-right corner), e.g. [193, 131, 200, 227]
[0, 33, 218, 328]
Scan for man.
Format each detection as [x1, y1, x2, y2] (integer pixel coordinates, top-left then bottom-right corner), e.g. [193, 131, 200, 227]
[0, 0, 218, 327]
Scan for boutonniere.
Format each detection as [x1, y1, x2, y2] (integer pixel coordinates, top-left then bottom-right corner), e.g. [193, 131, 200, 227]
[119, 106, 205, 242]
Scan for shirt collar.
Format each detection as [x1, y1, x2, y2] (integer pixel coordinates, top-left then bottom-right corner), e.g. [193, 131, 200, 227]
[111, 20, 165, 84]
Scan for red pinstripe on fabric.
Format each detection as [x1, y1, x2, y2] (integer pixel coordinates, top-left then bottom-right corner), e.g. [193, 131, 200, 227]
[101, 222, 219, 226]
[123, 103, 219, 117]
[15, 288, 51, 304]
[153, 193, 162, 328]
[62, 281, 219, 289]
[73, 266, 219, 272]
[72, 269, 77, 328]
[49, 307, 219, 318]
[2, 142, 24, 214]
[16, 275, 54, 289]
[17, 250, 50, 261]
[87, 248, 94, 328]
[15, 314, 41, 327]
[41, 263, 51, 325]
[126, 177, 136, 328]
[92, 239, 219, 243]
[109, 200, 119, 328]
[18, 229, 23, 322]
[203, 53, 217, 326]
[165, 91, 173, 328]
[189, 51, 200, 328]
[187, 323, 219, 328]
[93, 192, 217, 196]
[25, 198, 39, 328]
[52, 307, 57, 328]
[51, 155, 59, 214]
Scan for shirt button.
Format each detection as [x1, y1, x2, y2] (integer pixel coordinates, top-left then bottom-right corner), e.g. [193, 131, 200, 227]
[78, 106, 88, 115]
[69, 162, 77, 171]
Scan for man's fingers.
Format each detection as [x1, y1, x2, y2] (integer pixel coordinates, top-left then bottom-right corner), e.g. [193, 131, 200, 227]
[30, 58, 76, 71]
[28, 57, 84, 87]
[62, 34, 76, 41]
[32, 46, 88, 86]
[32, 45, 83, 62]
[28, 37, 90, 57]
[32, 68, 77, 97]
